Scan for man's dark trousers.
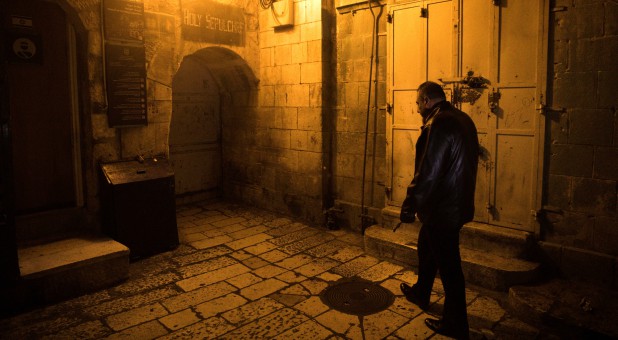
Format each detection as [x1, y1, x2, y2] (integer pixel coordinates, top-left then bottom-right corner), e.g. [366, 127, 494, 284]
[416, 220, 469, 333]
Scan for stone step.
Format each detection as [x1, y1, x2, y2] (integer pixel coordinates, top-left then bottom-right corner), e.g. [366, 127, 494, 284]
[507, 279, 618, 338]
[365, 223, 541, 291]
[6, 233, 130, 312]
[381, 206, 536, 259]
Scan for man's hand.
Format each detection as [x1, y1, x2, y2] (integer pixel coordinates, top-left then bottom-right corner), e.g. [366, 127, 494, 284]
[400, 196, 416, 223]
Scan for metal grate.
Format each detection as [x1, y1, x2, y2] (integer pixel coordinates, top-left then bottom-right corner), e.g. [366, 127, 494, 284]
[320, 278, 395, 316]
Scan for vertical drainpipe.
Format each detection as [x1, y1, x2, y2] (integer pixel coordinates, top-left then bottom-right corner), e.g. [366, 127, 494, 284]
[321, 0, 336, 226]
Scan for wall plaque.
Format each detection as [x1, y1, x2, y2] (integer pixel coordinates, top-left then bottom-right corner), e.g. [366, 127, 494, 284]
[105, 43, 147, 126]
[181, 0, 245, 46]
[104, 0, 144, 42]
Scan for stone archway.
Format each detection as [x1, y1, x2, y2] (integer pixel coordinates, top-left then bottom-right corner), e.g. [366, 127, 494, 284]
[171, 47, 257, 203]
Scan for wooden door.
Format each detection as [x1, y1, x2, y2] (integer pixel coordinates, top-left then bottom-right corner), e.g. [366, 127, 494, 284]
[386, 0, 548, 232]
[7, 1, 77, 214]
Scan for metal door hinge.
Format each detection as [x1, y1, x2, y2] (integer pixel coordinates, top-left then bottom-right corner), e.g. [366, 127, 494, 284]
[387, 13, 393, 23]
[420, 8, 427, 17]
[386, 102, 392, 114]
[385, 186, 392, 198]
[488, 88, 500, 114]
[492, 0, 501, 6]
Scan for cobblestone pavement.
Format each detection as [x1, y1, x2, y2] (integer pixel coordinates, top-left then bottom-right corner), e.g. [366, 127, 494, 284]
[1, 200, 552, 339]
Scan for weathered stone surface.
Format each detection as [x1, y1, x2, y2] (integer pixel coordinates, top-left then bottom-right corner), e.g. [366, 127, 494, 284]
[569, 109, 614, 146]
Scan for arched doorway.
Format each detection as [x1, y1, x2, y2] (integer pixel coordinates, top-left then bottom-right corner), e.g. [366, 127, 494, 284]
[171, 47, 257, 203]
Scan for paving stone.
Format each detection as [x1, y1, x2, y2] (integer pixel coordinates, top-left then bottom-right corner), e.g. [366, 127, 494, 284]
[221, 298, 286, 325]
[48, 320, 110, 339]
[162, 281, 237, 313]
[177, 263, 251, 291]
[244, 241, 278, 255]
[228, 225, 271, 240]
[357, 261, 404, 282]
[111, 271, 179, 294]
[218, 307, 309, 339]
[194, 293, 248, 318]
[276, 270, 308, 283]
[389, 295, 423, 318]
[328, 245, 365, 262]
[211, 217, 246, 228]
[226, 233, 273, 250]
[381, 278, 405, 296]
[363, 309, 410, 339]
[105, 320, 168, 339]
[203, 229, 226, 238]
[266, 221, 308, 237]
[300, 278, 329, 295]
[229, 249, 253, 261]
[305, 240, 349, 257]
[192, 214, 229, 225]
[226, 272, 264, 288]
[315, 309, 359, 334]
[177, 256, 239, 279]
[273, 319, 332, 339]
[253, 264, 288, 278]
[158, 309, 200, 331]
[395, 312, 435, 339]
[294, 296, 329, 317]
[295, 257, 340, 277]
[84, 287, 179, 318]
[217, 223, 248, 235]
[492, 316, 540, 339]
[276, 254, 315, 269]
[105, 303, 168, 331]
[280, 233, 335, 255]
[240, 278, 289, 300]
[280, 283, 311, 296]
[259, 249, 290, 263]
[316, 272, 342, 282]
[172, 246, 232, 266]
[241, 256, 270, 269]
[158, 316, 234, 340]
[330, 254, 381, 277]
[270, 228, 321, 246]
[269, 293, 309, 307]
[190, 235, 234, 249]
[468, 295, 506, 330]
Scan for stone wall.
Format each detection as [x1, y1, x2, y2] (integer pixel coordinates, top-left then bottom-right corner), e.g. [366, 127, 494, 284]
[332, 1, 387, 232]
[543, 0, 618, 288]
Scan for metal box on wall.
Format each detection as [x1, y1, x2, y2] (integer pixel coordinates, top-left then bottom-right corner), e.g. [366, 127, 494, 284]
[99, 157, 178, 259]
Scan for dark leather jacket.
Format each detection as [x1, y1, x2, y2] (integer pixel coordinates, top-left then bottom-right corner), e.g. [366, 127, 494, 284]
[400, 101, 479, 226]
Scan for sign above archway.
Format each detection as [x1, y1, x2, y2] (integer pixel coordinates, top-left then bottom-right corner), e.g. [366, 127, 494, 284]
[181, 0, 245, 46]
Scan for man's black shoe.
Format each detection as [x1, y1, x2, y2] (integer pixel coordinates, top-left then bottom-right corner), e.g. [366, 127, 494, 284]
[399, 283, 429, 310]
[424, 318, 469, 340]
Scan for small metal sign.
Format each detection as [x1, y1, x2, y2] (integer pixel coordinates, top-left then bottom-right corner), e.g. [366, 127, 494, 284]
[105, 43, 147, 127]
[181, 0, 245, 46]
[6, 31, 43, 64]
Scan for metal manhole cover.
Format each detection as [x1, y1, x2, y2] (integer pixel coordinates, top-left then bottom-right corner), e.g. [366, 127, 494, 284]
[320, 279, 395, 316]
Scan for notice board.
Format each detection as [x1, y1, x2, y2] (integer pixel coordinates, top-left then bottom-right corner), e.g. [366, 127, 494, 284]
[103, 0, 147, 127]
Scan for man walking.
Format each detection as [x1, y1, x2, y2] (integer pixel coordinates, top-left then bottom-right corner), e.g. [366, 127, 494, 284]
[399, 81, 479, 339]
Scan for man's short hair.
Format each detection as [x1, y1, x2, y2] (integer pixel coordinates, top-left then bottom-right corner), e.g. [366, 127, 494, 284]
[418, 81, 446, 100]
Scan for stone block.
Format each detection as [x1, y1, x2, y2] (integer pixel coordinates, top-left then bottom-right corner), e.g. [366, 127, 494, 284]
[336, 132, 365, 155]
[552, 10, 568, 41]
[335, 176, 362, 204]
[291, 42, 308, 63]
[92, 114, 116, 140]
[274, 84, 288, 107]
[547, 175, 571, 208]
[344, 82, 360, 108]
[298, 107, 321, 130]
[567, 3, 604, 39]
[261, 66, 282, 86]
[301, 62, 322, 84]
[543, 211, 593, 248]
[553, 72, 596, 108]
[261, 47, 273, 67]
[309, 83, 322, 107]
[594, 216, 618, 256]
[597, 36, 618, 72]
[335, 153, 363, 178]
[268, 128, 291, 149]
[297, 151, 322, 173]
[287, 84, 311, 107]
[352, 59, 370, 82]
[549, 144, 593, 177]
[274, 26, 300, 46]
[598, 71, 618, 108]
[275, 107, 298, 129]
[306, 130, 323, 152]
[594, 147, 618, 181]
[259, 86, 276, 107]
[548, 111, 568, 144]
[569, 109, 613, 145]
[552, 39, 568, 74]
[305, 0, 321, 23]
[307, 39, 322, 62]
[561, 245, 614, 288]
[274, 44, 292, 66]
[294, 0, 306, 25]
[291, 130, 308, 151]
[572, 178, 616, 214]
[281, 64, 301, 84]
[301, 21, 322, 42]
